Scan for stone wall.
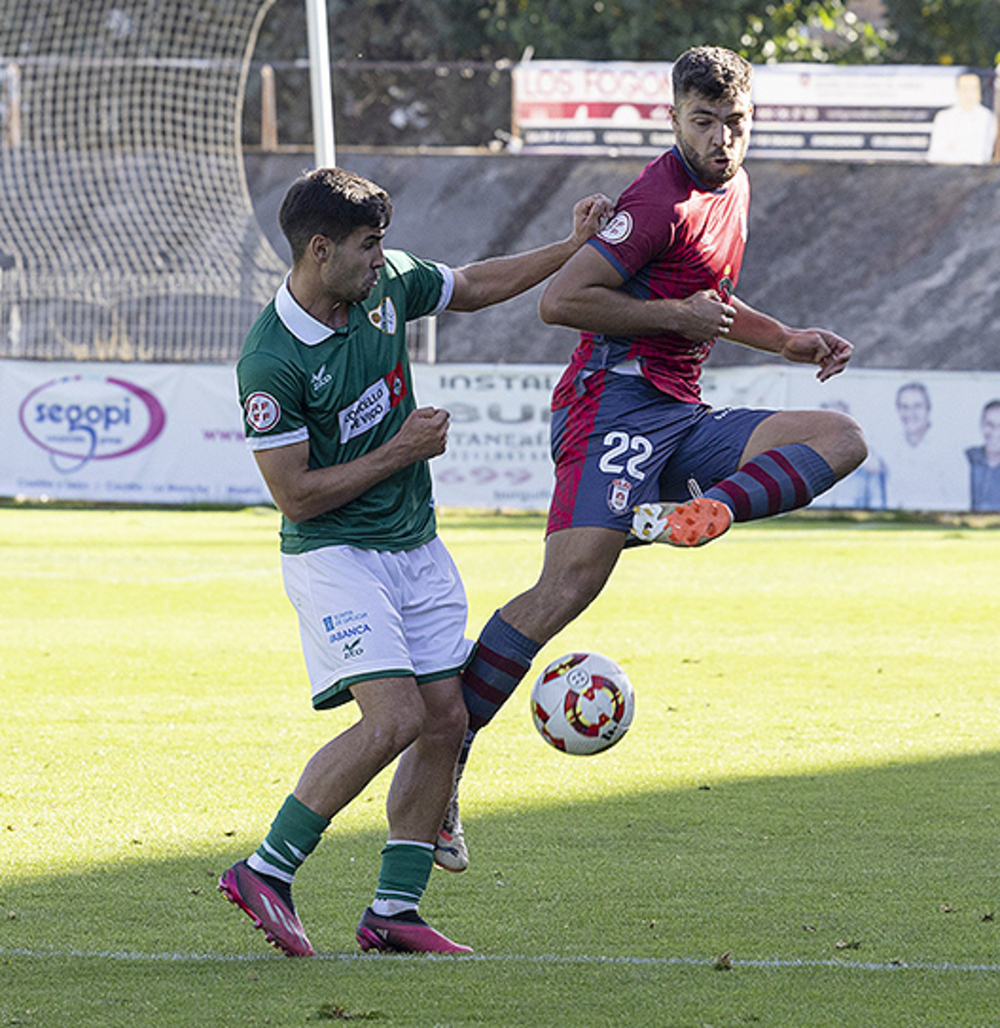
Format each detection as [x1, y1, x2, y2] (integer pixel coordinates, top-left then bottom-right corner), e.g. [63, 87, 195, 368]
[244, 151, 1000, 370]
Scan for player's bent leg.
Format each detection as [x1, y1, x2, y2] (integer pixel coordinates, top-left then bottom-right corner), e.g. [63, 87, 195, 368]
[634, 410, 868, 543]
[386, 674, 467, 843]
[707, 410, 866, 522]
[293, 677, 427, 820]
[740, 408, 868, 481]
[442, 528, 624, 872]
[364, 678, 473, 952]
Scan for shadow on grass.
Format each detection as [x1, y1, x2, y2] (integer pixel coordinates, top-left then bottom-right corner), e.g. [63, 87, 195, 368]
[3, 751, 1000, 1027]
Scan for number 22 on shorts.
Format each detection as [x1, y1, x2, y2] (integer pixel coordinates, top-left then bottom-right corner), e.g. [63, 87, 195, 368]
[598, 431, 652, 481]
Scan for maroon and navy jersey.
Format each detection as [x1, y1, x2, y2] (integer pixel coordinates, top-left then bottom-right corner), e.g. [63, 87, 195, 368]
[553, 147, 749, 408]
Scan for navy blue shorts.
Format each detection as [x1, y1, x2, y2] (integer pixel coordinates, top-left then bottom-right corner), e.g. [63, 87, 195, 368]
[547, 370, 774, 535]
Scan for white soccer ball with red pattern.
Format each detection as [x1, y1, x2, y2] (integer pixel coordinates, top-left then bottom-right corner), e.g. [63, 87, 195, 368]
[530, 652, 635, 756]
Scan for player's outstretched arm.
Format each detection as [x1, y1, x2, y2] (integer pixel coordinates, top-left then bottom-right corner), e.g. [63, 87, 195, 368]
[729, 297, 854, 382]
[445, 193, 613, 312]
[253, 407, 450, 523]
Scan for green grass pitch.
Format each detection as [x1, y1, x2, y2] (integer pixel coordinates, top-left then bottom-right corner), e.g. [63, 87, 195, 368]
[1, 506, 999, 1027]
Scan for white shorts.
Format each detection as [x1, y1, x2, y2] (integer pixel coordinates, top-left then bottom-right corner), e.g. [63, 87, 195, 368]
[281, 536, 473, 710]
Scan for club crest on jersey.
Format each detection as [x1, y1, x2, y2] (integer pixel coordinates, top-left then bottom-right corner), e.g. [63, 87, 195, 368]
[245, 391, 281, 432]
[368, 297, 397, 335]
[597, 211, 633, 245]
[385, 361, 408, 407]
[607, 477, 632, 512]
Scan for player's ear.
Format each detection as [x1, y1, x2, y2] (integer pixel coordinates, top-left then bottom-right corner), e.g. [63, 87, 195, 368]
[308, 234, 333, 263]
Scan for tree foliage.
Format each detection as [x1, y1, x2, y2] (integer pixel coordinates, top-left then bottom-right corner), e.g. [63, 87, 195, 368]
[258, 0, 894, 64]
[257, 0, 998, 68]
[247, 0, 998, 148]
[881, 0, 1000, 67]
[444, 0, 892, 64]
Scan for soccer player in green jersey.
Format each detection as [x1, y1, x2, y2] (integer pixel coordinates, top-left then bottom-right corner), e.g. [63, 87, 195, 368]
[219, 167, 612, 956]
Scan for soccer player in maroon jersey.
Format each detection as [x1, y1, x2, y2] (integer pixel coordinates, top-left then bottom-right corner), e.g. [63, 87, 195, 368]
[434, 46, 868, 873]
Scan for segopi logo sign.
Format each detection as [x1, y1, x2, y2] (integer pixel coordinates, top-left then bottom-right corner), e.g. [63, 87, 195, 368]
[18, 374, 167, 472]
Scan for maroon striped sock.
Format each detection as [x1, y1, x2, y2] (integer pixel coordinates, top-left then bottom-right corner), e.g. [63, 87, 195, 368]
[461, 611, 541, 732]
[705, 444, 834, 522]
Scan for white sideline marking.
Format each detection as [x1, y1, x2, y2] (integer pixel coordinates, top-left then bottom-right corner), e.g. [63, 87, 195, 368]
[2, 947, 1000, 973]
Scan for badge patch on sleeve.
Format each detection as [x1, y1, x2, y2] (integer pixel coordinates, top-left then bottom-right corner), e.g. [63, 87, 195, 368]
[245, 391, 281, 432]
[597, 211, 633, 245]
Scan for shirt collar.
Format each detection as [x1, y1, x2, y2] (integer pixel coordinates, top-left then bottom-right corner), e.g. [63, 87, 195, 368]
[274, 274, 342, 346]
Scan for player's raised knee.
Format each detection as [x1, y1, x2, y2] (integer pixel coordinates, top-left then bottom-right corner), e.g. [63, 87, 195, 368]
[827, 410, 868, 475]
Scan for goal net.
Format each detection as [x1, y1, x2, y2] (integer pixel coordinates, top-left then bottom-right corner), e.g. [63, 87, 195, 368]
[0, 0, 286, 363]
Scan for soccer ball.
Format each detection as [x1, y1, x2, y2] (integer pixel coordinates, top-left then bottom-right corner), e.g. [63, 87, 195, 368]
[530, 652, 635, 756]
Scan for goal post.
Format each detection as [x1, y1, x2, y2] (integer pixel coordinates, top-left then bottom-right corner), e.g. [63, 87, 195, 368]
[0, 0, 288, 363]
[305, 0, 337, 167]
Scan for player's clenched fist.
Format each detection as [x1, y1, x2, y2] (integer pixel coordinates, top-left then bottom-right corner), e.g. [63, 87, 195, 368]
[677, 289, 737, 344]
[571, 193, 616, 245]
[397, 406, 450, 461]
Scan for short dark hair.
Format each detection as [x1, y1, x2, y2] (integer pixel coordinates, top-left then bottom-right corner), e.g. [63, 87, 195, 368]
[672, 46, 753, 104]
[982, 399, 1000, 419]
[279, 168, 393, 262]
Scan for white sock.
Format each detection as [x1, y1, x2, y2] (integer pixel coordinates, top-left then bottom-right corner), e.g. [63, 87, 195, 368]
[372, 897, 418, 918]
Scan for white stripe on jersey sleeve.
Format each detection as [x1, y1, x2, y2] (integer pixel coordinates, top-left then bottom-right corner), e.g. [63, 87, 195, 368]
[246, 426, 310, 451]
[431, 263, 455, 315]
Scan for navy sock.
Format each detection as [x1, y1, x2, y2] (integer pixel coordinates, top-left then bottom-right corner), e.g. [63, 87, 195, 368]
[461, 611, 541, 732]
[705, 444, 835, 522]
